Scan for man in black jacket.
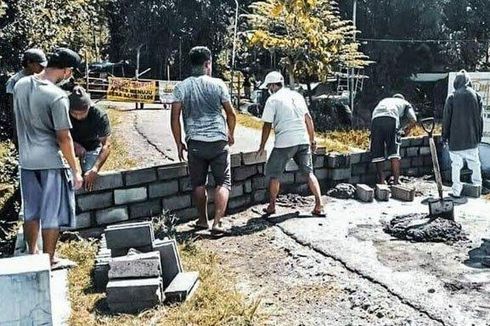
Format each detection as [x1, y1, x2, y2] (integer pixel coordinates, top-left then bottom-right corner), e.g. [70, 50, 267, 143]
[443, 70, 483, 197]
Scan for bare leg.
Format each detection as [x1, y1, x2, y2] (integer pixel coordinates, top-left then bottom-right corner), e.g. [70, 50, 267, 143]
[307, 173, 323, 212]
[193, 186, 208, 227]
[24, 220, 40, 254]
[376, 162, 385, 184]
[391, 159, 401, 185]
[266, 178, 280, 213]
[42, 228, 59, 263]
[212, 186, 230, 228]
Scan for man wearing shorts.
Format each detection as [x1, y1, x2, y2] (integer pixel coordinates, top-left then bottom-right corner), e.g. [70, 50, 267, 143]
[171, 46, 236, 235]
[13, 48, 83, 267]
[370, 94, 417, 184]
[257, 71, 324, 216]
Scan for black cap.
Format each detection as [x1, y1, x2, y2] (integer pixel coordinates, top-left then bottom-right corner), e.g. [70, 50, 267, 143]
[69, 86, 93, 110]
[23, 48, 48, 67]
[47, 48, 81, 69]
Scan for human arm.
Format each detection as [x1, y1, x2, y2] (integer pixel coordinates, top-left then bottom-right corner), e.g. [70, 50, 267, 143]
[304, 113, 317, 152]
[171, 101, 187, 161]
[84, 135, 112, 191]
[258, 123, 272, 157]
[403, 103, 417, 135]
[442, 96, 453, 142]
[478, 93, 484, 142]
[222, 101, 236, 145]
[257, 98, 275, 156]
[56, 129, 83, 190]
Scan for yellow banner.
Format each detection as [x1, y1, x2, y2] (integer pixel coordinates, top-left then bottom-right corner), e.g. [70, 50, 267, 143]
[107, 77, 156, 103]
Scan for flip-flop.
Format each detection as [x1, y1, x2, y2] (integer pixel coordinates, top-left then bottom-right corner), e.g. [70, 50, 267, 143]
[210, 226, 232, 236]
[51, 258, 77, 271]
[262, 207, 276, 216]
[189, 221, 209, 231]
[311, 210, 326, 217]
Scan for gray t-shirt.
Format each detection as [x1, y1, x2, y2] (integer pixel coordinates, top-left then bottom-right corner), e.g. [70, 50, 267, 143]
[6, 70, 26, 94]
[371, 97, 417, 128]
[13, 76, 72, 170]
[173, 75, 231, 142]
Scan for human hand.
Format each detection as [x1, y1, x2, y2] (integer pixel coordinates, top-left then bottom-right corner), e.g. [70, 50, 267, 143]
[177, 142, 187, 161]
[84, 168, 98, 191]
[74, 142, 86, 157]
[256, 146, 265, 159]
[228, 134, 235, 146]
[73, 170, 84, 190]
[311, 141, 317, 154]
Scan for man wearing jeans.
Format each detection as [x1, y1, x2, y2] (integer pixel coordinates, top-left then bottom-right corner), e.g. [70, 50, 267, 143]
[443, 70, 483, 198]
[69, 86, 112, 191]
[171, 46, 236, 235]
[257, 71, 324, 216]
[13, 48, 83, 268]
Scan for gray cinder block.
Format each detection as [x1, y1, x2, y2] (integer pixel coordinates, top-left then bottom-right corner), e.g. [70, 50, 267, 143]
[164, 271, 199, 303]
[390, 184, 415, 202]
[105, 221, 154, 250]
[375, 184, 391, 201]
[356, 184, 374, 202]
[109, 251, 161, 279]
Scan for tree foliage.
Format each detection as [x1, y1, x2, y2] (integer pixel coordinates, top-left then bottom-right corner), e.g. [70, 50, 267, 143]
[243, 0, 370, 84]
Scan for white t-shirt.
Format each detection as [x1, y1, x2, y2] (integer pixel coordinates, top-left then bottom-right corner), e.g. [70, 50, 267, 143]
[261, 88, 310, 148]
[371, 97, 417, 128]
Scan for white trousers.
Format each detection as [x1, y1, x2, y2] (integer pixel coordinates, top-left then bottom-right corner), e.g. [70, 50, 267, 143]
[449, 148, 482, 196]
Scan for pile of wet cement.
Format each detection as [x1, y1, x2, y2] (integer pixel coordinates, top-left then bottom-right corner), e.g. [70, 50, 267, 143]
[327, 183, 356, 199]
[276, 193, 313, 209]
[384, 213, 467, 243]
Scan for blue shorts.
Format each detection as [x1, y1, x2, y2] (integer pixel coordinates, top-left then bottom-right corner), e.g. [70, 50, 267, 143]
[80, 145, 102, 173]
[20, 168, 76, 230]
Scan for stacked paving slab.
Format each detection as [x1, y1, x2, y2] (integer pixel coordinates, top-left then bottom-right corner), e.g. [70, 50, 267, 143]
[93, 221, 199, 313]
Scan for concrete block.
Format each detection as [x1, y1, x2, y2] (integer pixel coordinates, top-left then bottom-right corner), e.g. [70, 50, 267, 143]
[77, 191, 113, 211]
[391, 185, 415, 202]
[400, 138, 411, 148]
[349, 152, 362, 165]
[401, 159, 411, 169]
[244, 179, 253, 193]
[149, 180, 179, 198]
[114, 187, 147, 205]
[327, 154, 350, 168]
[164, 271, 199, 303]
[93, 262, 110, 291]
[423, 136, 431, 146]
[252, 176, 268, 190]
[349, 176, 361, 185]
[106, 277, 163, 304]
[412, 156, 424, 167]
[285, 159, 299, 172]
[330, 168, 351, 181]
[152, 239, 183, 288]
[351, 163, 367, 176]
[356, 184, 374, 202]
[230, 153, 242, 167]
[360, 152, 371, 163]
[242, 151, 267, 165]
[406, 147, 419, 157]
[129, 199, 162, 219]
[230, 184, 244, 198]
[315, 147, 327, 155]
[280, 172, 295, 184]
[173, 207, 199, 222]
[96, 206, 129, 225]
[125, 167, 157, 186]
[105, 221, 154, 250]
[375, 184, 391, 201]
[162, 194, 192, 211]
[75, 212, 92, 229]
[157, 164, 188, 180]
[253, 189, 268, 203]
[228, 195, 252, 210]
[315, 168, 329, 180]
[179, 176, 193, 192]
[410, 137, 424, 146]
[423, 155, 433, 166]
[0, 254, 52, 325]
[90, 172, 124, 192]
[360, 174, 377, 185]
[420, 147, 431, 156]
[462, 183, 481, 198]
[313, 155, 325, 168]
[107, 300, 162, 314]
[233, 165, 257, 181]
[109, 251, 162, 279]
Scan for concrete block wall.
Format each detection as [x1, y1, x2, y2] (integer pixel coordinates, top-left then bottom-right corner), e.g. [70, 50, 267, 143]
[74, 136, 437, 230]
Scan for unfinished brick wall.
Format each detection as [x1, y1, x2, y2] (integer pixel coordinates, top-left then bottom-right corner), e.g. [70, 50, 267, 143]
[74, 135, 438, 230]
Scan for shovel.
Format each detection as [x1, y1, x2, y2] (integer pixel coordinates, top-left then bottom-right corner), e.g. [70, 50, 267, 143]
[420, 118, 454, 220]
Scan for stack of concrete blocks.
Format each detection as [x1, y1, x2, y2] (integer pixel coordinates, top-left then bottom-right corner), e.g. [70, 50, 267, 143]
[356, 184, 374, 202]
[462, 183, 482, 198]
[0, 254, 53, 325]
[390, 184, 415, 202]
[375, 184, 391, 201]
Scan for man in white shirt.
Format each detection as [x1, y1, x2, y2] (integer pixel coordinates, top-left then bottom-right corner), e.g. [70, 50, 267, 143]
[257, 71, 324, 216]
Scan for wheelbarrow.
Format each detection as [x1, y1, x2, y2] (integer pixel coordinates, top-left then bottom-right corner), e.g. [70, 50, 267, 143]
[420, 117, 454, 220]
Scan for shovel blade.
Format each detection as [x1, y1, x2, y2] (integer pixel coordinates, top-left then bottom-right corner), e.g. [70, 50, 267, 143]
[428, 198, 455, 220]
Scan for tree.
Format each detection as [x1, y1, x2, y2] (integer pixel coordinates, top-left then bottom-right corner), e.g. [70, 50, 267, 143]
[243, 0, 369, 85]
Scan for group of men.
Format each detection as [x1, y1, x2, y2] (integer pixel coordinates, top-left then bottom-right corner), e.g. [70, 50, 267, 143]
[6, 44, 484, 266]
[6, 48, 111, 268]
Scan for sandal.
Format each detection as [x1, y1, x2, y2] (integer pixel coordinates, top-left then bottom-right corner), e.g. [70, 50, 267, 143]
[262, 207, 276, 216]
[189, 221, 209, 231]
[311, 210, 326, 217]
[210, 225, 231, 236]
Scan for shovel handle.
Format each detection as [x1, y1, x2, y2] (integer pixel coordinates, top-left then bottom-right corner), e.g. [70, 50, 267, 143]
[420, 117, 435, 135]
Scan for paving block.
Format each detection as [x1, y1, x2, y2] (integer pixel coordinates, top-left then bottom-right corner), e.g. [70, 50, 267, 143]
[375, 184, 391, 201]
[164, 271, 199, 303]
[114, 187, 147, 205]
[149, 180, 179, 198]
[242, 151, 267, 165]
[109, 251, 162, 279]
[106, 277, 163, 304]
[95, 206, 129, 225]
[462, 183, 482, 198]
[77, 191, 113, 211]
[125, 167, 157, 186]
[162, 194, 192, 211]
[233, 165, 257, 181]
[152, 239, 183, 288]
[157, 163, 188, 180]
[105, 221, 154, 250]
[110, 246, 152, 258]
[0, 254, 52, 325]
[356, 184, 374, 202]
[390, 184, 415, 202]
[129, 199, 162, 220]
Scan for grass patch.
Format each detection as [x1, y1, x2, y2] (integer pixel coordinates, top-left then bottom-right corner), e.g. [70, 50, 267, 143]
[236, 112, 264, 131]
[102, 108, 137, 171]
[58, 238, 262, 325]
[318, 129, 370, 153]
[408, 124, 442, 137]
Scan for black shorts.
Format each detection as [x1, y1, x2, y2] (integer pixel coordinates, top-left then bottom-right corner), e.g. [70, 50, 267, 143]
[187, 140, 231, 190]
[370, 117, 401, 163]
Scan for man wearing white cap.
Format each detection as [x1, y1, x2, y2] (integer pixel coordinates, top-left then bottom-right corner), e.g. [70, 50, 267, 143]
[257, 71, 325, 216]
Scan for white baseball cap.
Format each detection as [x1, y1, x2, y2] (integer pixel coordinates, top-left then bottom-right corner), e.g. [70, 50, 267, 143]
[259, 71, 284, 89]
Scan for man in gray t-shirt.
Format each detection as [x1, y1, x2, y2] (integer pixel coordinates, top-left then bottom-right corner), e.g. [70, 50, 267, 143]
[13, 47, 83, 268]
[171, 46, 236, 235]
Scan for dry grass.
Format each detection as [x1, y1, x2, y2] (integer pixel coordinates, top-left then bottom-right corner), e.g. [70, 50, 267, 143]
[57, 239, 263, 326]
[236, 113, 264, 131]
[102, 108, 137, 171]
[408, 124, 442, 137]
[318, 129, 370, 153]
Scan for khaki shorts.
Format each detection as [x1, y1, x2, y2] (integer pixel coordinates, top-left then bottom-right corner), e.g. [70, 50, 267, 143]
[266, 144, 313, 179]
[187, 140, 231, 190]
